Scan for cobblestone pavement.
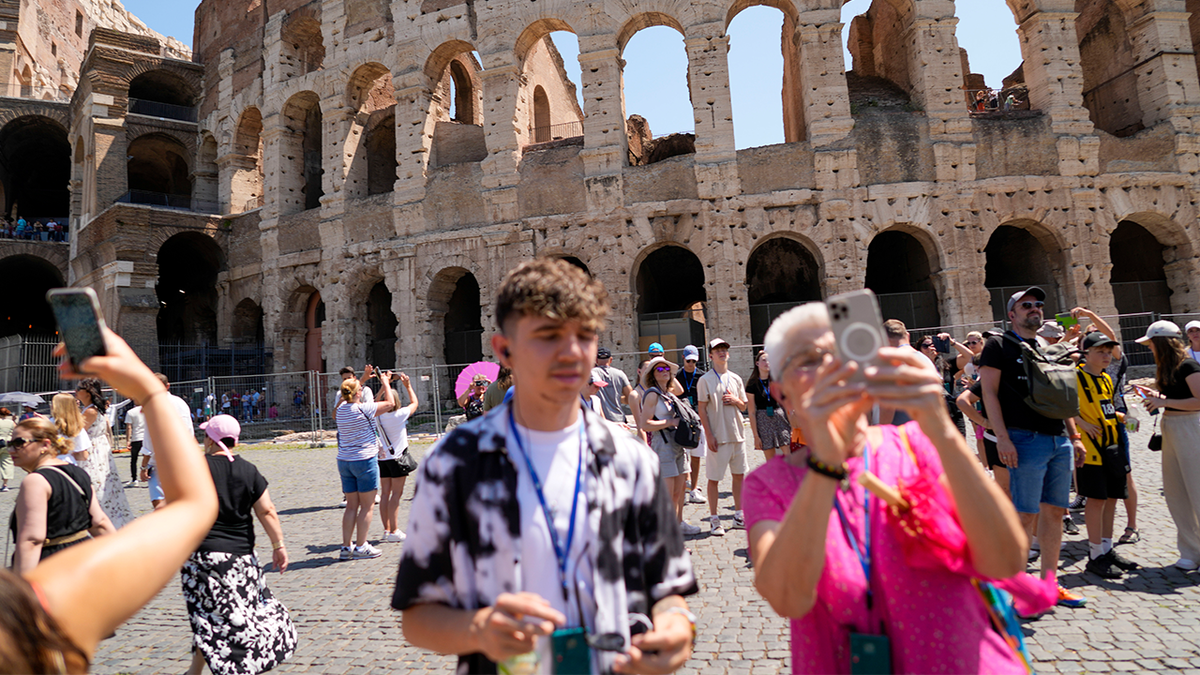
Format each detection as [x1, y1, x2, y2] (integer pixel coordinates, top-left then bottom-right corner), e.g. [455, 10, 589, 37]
[2, 419, 1198, 674]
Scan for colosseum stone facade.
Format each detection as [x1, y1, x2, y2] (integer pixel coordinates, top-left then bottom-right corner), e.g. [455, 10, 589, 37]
[2, 0, 1200, 382]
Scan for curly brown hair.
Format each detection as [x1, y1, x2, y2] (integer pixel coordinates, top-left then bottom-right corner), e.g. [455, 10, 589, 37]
[495, 258, 610, 333]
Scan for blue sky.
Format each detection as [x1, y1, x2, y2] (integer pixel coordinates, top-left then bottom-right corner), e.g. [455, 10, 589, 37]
[124, 0, 1023, 148]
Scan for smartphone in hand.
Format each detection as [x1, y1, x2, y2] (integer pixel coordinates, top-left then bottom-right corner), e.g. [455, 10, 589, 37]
[826, 289, 886, 382]
[1055, 312, 1079, 329]
[46, 287, 108, 368]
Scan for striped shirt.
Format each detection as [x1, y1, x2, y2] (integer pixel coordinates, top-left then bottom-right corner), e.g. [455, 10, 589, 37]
[1076, 365, 1119, 465]
[336, 402, 382, 461]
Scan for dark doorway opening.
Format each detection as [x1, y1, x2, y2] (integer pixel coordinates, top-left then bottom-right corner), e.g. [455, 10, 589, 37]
[636, 245, 707, 359]
[746, 238, 822, 345]
[0, 116, 70, 222]
[444, 273, 483, 366]
[156, 232, 222, 344]
[1109, 220, 1171, 315]
[367, 282, 397, 369]
[865, 230, 941, 329]
[0, 255, 64, 337]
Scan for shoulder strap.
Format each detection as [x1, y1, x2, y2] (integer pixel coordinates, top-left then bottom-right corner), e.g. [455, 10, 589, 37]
[897, 426, 919, 468]
[40, 465, 87, 498]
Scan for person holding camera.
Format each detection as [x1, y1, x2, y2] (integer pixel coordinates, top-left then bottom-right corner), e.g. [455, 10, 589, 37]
[395, 259, 697, 675]
[1135, 320, 1200, 569]
[335, 370, 395, 560]
[375, 371, 420, 543]
[638, 356, 701, 536]
[0, 327, 218, 673]
[743, 302, 1026, 673]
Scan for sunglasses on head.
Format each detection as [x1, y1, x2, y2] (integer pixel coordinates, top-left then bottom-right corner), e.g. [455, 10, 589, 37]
[1018, 301, 1045, 310]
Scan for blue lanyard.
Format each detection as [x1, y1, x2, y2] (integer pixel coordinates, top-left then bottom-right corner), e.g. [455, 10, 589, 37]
[507, 406, 587, 604]
[682, 369, 696, 394]
[833, 445, 872, 610]
[759, 377, 772, 405]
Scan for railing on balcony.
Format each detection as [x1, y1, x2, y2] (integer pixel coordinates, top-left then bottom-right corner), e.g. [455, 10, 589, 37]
[7, 85, 71, 103]
[0, 217, 69, 242]
[531, 121, 583, 143]
[127, 98, 198, 123]
[116, 190, 218, 214]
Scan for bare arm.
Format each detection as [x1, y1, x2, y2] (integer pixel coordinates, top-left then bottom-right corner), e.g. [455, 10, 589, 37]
[621, 384, 632, 406]
[697, 400, 716, 452]
[86, 489, 116, 538]
[81, 407, 98, 428]
[955, 390, 988, 430]
[28, 329, 219, 658]
[747, 392, 760, 448]
[253, 488, 287, 572]
[399, 374, 420, 417]
[748, 473, 839, 618]
[403, 593, 564, 663]
[636, 392, 677, 433]
[1075, 307, 1117, 342]
[1144, 373, 1200, 412]
[979, 365, 1017, 468]
[373, 374, 396, 414]
[456, 390, 471, 408]
[14, 475, 49, 574]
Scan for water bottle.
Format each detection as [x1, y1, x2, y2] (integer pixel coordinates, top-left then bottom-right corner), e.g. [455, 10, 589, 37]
[1125, 407, 1141, 433]
[499, 651, 539, 675]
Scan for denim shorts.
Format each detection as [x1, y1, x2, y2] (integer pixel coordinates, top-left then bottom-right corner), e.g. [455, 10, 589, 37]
[147, 469, 165, 502]
[337, 458, 380, 493]
[1007, 428, 1072, 514]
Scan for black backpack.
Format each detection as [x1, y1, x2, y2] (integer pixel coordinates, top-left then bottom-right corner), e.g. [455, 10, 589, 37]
[648, 387, 702, 449]
[464, 397, 485, 420]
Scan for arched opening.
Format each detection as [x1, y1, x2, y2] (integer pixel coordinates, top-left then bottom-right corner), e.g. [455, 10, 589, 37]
[367, 281, 397, 369]
[280, 92, 323, 215]
[559, 256, 589, 275]
[194, 134, 219, 211]
[231, 298, 264, 344]
[425, 45, 487, 167]
[0, 116, 70, 222]
[865, 229, 942, 329]
[622, 21, 695, 165]
[0, 255, 64, 337]
[954, 3, 1025, 112]
[984, 224, 1063, 320]
[281, 16, 325, 77]
[156, 232, 223, 345]
[443, 273, 483, 366]
[636, 245, 707, 357]
[1076, 0, 1145, 137]
[533, 86, 551, 142]
[127, 133, 191, 206]
[128, 70, 196, 121]
[346, 63, 396, 200]
[1109, 220, 1172, 314]
[230, 107, 264, 213]
[841, 0, 916, 113]
[746, 237, 822, 345]
[727, 5, 796, 147]
[448, 60, 476, 123]
[305, 290, 325, 373]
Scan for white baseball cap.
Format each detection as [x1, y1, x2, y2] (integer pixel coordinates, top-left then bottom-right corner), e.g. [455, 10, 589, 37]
[1135, 320, 1183, 344]
[1186, 320, 1200, 332]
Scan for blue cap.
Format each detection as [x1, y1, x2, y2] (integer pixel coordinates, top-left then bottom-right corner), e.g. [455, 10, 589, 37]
[682, 345, 699, 361]
[648, 342, 664, 355]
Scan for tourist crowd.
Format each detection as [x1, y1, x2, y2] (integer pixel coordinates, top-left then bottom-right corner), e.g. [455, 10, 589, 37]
[0, 216, 67, 241]
[3, 257, 1200, 675]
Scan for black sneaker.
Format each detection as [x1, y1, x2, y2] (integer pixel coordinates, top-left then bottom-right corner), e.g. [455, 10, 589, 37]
[1107, 549, 1140, 571]
[1069, 494, 1087, 511]
[1085, 553, 1124, 579]
[1063, 516, 1080, 536]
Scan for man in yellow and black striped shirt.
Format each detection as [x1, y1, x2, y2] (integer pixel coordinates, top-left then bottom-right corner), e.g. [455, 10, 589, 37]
[1074, 331, 1139, 579]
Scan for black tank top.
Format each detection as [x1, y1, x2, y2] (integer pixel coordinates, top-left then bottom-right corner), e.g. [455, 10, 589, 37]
[8, 464, 93, 543]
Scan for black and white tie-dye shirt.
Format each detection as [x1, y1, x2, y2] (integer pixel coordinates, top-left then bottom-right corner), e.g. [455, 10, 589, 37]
[392, 401, 698, 675]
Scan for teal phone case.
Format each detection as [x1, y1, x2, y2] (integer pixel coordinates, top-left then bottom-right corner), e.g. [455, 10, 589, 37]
[550, 627, 591, 675]
[849, 633, 892, 675]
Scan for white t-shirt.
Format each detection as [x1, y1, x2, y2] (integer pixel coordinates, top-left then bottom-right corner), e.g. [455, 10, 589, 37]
[126, 406, 145, 443]
[140, 394, 194, 468]
[65, 430, 91, 465]
[697, 369, 746, 444]
[376, 404, 413, 460]
[508, 418, 595, 674]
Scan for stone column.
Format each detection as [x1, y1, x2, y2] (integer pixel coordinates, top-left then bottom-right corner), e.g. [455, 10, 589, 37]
[478, 56, 522, 223]
[392, 68, 436, 206]
[321, 101, 352, 216]
[685, 22, 739, 198]
[92, 118, 127, 209]
[577, 36, 626, 213]
[259, 123, 289, 221]
[795, 9, 854, 146]
[1125, 7, 1200, 128]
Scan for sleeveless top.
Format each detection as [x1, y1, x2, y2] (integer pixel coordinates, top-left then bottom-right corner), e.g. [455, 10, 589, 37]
[9, 464, 93, 543]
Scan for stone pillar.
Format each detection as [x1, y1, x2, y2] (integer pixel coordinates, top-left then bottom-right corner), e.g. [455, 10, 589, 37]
[685, 23, 739, 199]
[392, 66, 436, 207]
[577, 36, 626, 213]
[92, 118, 127, 209]
[478, 57, 522, 223]
[259, 123, 288, 221]
[322, 101, 352, 216]
[905, 15, 971, 137]
[1125, 8, 1200, 128]
[262, 12, 285, 89]
[795, 10, 854, 146]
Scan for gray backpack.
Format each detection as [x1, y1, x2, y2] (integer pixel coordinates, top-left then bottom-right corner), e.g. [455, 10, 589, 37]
[1003, 332, 1080, 420]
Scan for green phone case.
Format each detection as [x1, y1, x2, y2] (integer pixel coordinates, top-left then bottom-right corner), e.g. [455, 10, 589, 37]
[849, 633, 892, 675]
[550, 627, 591, 675]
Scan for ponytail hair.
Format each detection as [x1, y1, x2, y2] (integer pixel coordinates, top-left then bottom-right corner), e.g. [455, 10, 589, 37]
[339, 379, 360, 405]
[16, 417, 73, 456]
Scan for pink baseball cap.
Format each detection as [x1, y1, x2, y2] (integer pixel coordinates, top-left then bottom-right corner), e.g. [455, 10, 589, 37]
[199, 414, 241, 452]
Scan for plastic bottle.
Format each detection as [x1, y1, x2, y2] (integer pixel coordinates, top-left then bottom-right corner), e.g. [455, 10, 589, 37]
[499, 651, 539, 675]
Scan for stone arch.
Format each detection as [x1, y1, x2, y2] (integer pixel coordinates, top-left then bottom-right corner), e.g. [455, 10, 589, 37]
[1112, 212, 1196, 314]
[280, 91, 323, 214]
[746, 234, 823, 344]
[281, 14, 325, 77]
[726, 2, 806, 144]
[428, 266, 484, 366]
[532, 86, 551, 142]
[865, 226, 943, 328]
[632, 243, 708, 354]
[127, 132, 191, 200]
[515, 18, 576, 64]
[230, 106, 264, 212]
[346, 62, 393, 113]
[231, 298, 265, 344]
[617, 13, 687, 54]
[127, 68, 197, 108]
[345, 63, 397, 200]
[156, 231, 225, 344]
[724, 0, 799, 30]
[983, 219, 1069, 319]
[842, 0, 922, 107]
[0, 254, 66, 337]
[0, 115, 70, 220]
[1076, 0, 1145, 137]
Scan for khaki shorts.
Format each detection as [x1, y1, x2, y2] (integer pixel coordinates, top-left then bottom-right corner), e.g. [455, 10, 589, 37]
[687, 426, 707, 458]
[705, 441, 747, 482]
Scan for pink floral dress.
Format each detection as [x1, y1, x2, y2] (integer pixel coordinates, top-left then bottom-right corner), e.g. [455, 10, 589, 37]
[742, 422, 1024, 674]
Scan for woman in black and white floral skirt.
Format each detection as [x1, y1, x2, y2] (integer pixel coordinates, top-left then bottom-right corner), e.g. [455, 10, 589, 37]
[182, 414, 296, 675]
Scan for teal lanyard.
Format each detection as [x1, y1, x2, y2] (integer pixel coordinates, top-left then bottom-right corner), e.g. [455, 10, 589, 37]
[833, 446, 873, 610]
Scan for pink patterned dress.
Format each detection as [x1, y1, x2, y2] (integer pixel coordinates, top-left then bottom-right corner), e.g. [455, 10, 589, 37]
[742, 422, 1024, 674]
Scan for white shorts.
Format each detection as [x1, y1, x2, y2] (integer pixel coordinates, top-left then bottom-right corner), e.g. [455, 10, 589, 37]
[705, 441, 747, 482]
[688, 426, 707, 458]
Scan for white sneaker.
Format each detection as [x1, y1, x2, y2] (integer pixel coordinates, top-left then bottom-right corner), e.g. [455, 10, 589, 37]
[680, 521, 701, 536]
[1175, 558, 1199, 570]
[339, 499, 347, 508]
[733, 510, 745, 528]
[375, 494, 381, 504]
[353, 543, 382, 559]
[338, 546, 353, 560]
[384, 531, 407, 543]
[687, 489, 705, 504]
[708, 515, 726, 537]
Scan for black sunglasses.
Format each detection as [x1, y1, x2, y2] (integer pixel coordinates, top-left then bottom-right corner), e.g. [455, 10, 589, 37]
[1018, 301, 1045, 310]
[8, 437, 36, 449]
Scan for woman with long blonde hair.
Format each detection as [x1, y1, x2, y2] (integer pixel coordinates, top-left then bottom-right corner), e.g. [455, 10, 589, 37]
[51, 394, 92, 466]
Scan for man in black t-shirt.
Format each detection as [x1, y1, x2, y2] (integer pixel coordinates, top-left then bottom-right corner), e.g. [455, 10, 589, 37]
[979, 287, 1088, 609]
[676, 344, 707, 504]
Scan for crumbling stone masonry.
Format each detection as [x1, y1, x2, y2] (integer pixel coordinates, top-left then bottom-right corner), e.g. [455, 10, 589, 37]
[3, 0, 1200, 378]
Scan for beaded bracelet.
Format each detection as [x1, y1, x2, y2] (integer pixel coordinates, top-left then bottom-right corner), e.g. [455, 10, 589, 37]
[806, 455, 848, 482]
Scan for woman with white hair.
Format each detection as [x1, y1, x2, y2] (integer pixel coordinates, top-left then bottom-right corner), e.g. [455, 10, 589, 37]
[742, 302, 1027, 673]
